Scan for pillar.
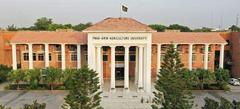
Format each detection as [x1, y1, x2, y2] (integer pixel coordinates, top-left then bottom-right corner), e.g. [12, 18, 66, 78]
[145, 43, 152, 93]
[188, 44, 193, 70]
[124, 45, 130, 91]
[96, 46, 102, 86]
[219, 44, 225, 68]
[156, 44, 161, 76]
[135, 47, 139, 84]
[204, 44, 209, 69]
[11, 43, 17, 70]
[138, 46, 143, 90]
[44, 44, 49, 68]
[28, 43, 33, 69]
[61, 44, 66, 70]
[110, 46, 116, 92]
[77, 44, 81, 69]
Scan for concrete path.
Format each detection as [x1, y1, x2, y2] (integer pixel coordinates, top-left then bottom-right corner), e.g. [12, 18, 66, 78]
[0, 85, 239, 109]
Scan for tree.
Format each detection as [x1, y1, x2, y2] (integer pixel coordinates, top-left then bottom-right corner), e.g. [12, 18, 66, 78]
[193, 27, 212, 32]
[229, 25, 240, 32]
[202, 97, 219, 109]
[62, 65, 102, 109]
[149, 24, 167, 32]
[62, 69, 76, 89]
[167, 24, 192, 32]
[43, 67, 62, 90]
[34, 17, 53, 30]
[193, 69, 214, 90]
[219, 97, 233, 109]
[152, 44, 194, 109]
[215, 68, 230, 90]
[0, 65, 12, 83]
[73, 23, 92, 31]
[6, 24, 18, 31]
[23, 100, 46, 109]
[8, 70, 26, 90]
[25, 69, 41, 89]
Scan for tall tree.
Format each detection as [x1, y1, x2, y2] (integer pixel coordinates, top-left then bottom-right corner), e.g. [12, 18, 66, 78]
[149, 24, 167, 32]
[229, 25, 240, 32]
[6, 24, 18, 31]
[34, 17, 53, 30]
[152, 44, 194, 109]
[167, 24, 192, 32]
[73, 22, 92, 31]
[62, 65, 102, 109]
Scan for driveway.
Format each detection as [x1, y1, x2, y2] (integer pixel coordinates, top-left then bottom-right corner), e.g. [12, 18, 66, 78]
[0, 89, 239, 109]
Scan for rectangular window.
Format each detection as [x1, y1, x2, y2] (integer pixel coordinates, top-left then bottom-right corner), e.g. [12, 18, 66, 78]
[38, 53, 44, 61]
[103, 55, 108, 61]
[55, 45, 61, 51]
[193, 46, 197, 53]
[23, 53, 29, 61]
[49, 53, 52, 61]
[39, 45, 44, 51]
[103, 47, 108, 52]
[33, 53, 37, 61]
[129, 47, 136, 51]
[202, 54, 211, 62]
[116, 55, 124, 61]
[58, 54, 62, 61]
[68, 45, 77, 51]
[177, 46, 182, 52]
[192, 54, 196, 62]
[71, 53, 77, 61]
[130, 55, 136, 61]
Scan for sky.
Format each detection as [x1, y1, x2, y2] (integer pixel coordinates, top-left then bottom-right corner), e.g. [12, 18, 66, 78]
[0, 0, 239, 29]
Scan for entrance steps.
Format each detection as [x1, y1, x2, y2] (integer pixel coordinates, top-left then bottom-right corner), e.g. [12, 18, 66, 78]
[101, 91, 153, 109]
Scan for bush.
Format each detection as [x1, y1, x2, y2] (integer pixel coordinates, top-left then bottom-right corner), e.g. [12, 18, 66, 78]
[25, 69, 41, 89]
[8, 69, 26, 90]
[23, 100, 46, 109]
[42, 67, 62, 90]
[0, 65, 12, 83]
[62, 69, 76, 89]
[203, 97, 219, 109]
[215, 68, 230, 90]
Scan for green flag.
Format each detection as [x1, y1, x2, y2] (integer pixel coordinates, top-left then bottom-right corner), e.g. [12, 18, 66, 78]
[122, 5, 128, 12]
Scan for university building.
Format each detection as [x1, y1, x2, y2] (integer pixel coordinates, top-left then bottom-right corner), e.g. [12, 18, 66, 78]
[0, 17, 240, 93]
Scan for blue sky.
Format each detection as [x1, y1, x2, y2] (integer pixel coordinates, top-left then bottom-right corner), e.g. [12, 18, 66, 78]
[0, 0, 239, 29]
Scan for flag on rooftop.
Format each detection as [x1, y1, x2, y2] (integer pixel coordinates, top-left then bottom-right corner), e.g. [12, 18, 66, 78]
[122, 5, 128, 12]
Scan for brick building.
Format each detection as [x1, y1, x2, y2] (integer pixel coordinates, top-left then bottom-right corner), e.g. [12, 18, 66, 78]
[0, 17, 239, 93]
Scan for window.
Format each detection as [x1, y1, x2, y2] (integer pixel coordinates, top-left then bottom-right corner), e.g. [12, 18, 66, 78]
[177, 46, 182, 52]
[103, 47, 108, 52]
[192, 54, 196, 62]
[116, 46, 124, 51]
[71, 53, 77, 61]
[129, 47, 136, 51]
[103, 55, 108, 61]
[33, 53, 37, 61]
[55, 45, 61, 51]
[116, 55, 124, 61]
[38, 53, 44, 61]
[161, 45, 167, 51]
[68, 45, 77, 51]
[39, 45, 44, 51]
[25, 45, 28, 51]
[49, 53, 52, 61]
[23, 53, 29, 61]
[58, 54, 62, 61]
[161, 54, 165, 62]
[193, 46, 197, 53]
[208, 46, 212, 52]
[202, 54, 211, 62]
[130, 55, 135, 61]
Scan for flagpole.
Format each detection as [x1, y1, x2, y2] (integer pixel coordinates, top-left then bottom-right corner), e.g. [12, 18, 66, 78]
[120, 3, 122, 18]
